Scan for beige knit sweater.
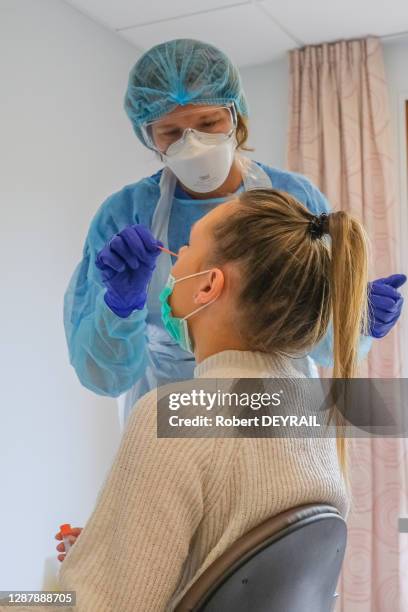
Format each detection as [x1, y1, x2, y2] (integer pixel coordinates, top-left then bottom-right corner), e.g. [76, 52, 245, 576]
[3, 350, 349, 612]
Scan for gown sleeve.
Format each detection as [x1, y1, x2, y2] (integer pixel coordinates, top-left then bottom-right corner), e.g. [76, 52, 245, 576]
[63, 183, 154, 396]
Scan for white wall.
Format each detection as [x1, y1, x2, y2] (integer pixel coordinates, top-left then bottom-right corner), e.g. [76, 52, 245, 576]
[240, 57, 290, 169]
[0, 0, 159, 589]
[383, 38, 408, 374]
[383, 37, 408, 209]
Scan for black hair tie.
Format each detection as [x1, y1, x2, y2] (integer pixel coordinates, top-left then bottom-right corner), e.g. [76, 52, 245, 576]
[309, 213, 329, 240]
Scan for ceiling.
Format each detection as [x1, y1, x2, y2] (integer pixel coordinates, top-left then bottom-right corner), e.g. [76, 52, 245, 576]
[66, 0, 408, 67]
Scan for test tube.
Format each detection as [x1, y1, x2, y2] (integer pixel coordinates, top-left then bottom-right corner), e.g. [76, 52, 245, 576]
[59, 523, 72, 554]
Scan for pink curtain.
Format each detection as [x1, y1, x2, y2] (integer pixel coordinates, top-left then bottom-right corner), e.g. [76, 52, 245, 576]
[287, 37, 407, 611]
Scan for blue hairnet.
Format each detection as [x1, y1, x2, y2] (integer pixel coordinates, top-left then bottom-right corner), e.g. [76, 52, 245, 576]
[124, 38, 249, 144]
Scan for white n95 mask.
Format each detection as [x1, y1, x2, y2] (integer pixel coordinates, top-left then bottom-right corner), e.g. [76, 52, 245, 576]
[162, 129, 237, 193]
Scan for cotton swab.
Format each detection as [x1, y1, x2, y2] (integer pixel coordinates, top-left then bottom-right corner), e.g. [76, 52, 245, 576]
[158, 245, 178, 257]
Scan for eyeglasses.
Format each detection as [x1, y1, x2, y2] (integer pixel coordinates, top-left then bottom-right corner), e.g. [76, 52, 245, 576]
[141, 103, 237, 153]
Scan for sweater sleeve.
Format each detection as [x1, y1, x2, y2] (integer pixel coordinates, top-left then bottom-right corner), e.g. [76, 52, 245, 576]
[57, 390, 213, 612]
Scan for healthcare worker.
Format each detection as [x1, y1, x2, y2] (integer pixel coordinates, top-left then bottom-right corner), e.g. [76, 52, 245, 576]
[64, 38, 405, 426]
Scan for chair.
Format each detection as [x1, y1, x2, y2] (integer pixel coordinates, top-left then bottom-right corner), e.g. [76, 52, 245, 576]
[174, 503, 347, 612]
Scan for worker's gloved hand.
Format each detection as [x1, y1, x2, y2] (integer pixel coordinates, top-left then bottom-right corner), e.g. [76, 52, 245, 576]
[55, 527, 83, 563]
[95, 224, 163, 317]
[368, 274, 406, 338]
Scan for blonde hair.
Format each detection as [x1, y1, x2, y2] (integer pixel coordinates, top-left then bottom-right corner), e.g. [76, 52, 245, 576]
[235, 114, 254, 152]
[209, 188, 369, 481]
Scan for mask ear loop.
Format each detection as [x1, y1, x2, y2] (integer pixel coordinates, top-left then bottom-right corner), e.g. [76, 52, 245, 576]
[173, 269, 218, 321]
[183, 296, 218, 321]
[182, 294, 218, 354]
[173, 268, 214, 284]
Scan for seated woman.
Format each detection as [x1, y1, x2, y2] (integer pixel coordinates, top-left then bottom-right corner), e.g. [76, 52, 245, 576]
[56, 188, 369, 611]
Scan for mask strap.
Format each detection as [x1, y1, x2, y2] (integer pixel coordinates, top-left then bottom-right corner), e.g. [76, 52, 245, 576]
[183, 296, 218, 321]
[173, 269, 217, 321]
[173, 268, 214, 284]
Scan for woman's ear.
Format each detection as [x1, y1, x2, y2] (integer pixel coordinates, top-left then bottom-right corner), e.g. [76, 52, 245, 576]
[193, 269, 224, 305]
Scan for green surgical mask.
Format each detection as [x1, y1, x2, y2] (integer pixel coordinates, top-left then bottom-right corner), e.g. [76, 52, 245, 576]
[159, 270, 216, 354]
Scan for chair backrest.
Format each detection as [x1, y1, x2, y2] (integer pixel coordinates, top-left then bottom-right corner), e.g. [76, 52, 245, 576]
[174, 503, 347, 612]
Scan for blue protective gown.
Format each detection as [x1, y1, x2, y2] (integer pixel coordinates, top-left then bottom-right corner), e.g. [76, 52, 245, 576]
[64, 161, 372, 413]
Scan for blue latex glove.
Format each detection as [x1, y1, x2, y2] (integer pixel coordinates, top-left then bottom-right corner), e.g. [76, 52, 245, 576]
[368, 274, 406, 338]
[95, 224, 163, 318]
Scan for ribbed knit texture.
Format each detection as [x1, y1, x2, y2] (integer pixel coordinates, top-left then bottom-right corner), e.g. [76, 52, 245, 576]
[2, 350, 349, 612]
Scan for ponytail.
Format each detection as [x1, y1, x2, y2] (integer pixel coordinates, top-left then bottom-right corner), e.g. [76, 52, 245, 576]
[327, 211, 369, 483]
[328, 211, 369, 378]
